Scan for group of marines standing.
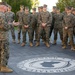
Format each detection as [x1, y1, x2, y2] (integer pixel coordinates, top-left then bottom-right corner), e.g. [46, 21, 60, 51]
[15, 5, 75, 51]
[0, 2, 75, 73]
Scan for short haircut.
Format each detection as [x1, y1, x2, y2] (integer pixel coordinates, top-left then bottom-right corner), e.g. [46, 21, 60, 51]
[20, 5, 24, 8]
[57, 7, 60, 10]
[25, 6, 29, 10]
[65, 6, 72, 10]
[32, 8, 36, 11]
[53, 6, 57, 9]
[8, 5, 12, 9]
[43, 4, 47, 8]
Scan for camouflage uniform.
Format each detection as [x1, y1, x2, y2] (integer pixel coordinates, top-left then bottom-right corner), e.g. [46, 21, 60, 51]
[37, 11, 52, 44]
[49, 6, 57, 38]
[62, 11, 67, 16]
[37, 7, 46, 41]
[72, 13, 75, 36]
[16, 11, 24, 41]
[62, 11, 71, 45]
[31, 13, 37, 41]
[5, 11, 15, 41]
[73, 15, 75, 36]
[21, 13, 33, 44]
[49, 12, 56, 37]
[53, 13, 63, 42]
[63, 13, 75, 48]
[0, 12, 9, 67]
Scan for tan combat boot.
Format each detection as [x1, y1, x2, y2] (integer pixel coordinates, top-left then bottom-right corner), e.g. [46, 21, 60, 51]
[61, 40, 64, 46]
[30, 42, 33, 47]
[71, 47, 75, 51]
[35, 42, 40, 46]
[68, 42, 71, 46]
[62, 45, 67, 49]
[53, 40, 56, 45]
[21, 43, 25, 47]
[12, 39, 16, 43]
[17, 39, 20, 44]
[46, 42, 50, 48]
[1, 66, 13, 73]
[42, 39, 46, 44]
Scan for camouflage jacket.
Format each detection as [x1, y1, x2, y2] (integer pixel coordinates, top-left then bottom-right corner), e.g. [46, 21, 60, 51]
[63, 13, 75, 28]
[36, 12, 41, 26]
[0, 12, 9, 40]
[51, 12, 56, 26]
[54, 13, 63, 28]
[31, 13, 37, 28]
[62, 11, 67, 16]
[16, 11, 24, 22]
[21, 13, 32, 28]
[38, 11, 52, 26]
[5, 11, 15, 23]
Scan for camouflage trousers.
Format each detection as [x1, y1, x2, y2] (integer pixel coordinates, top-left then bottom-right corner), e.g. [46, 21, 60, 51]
[54, 28, 63, 41]
[18, 25, 22, 40]
[10, 26, 15, 40]
[0, 40, 9, 67]
[37, 26, 50, 43]
[32, 27, 38, 41]
[73, 27, 75, 36]
[41, 29, 46, 41]
[63, 28, 74, 47]
[22, 28, 33, 43]
[49, 23, 54, 38]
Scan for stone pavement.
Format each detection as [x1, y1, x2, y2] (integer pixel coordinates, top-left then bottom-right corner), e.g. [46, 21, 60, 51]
[0, 31, 75, 75]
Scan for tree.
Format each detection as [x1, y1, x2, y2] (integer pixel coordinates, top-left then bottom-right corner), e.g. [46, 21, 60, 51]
[32, 0, 39, 8]
[2, 0, 33, 13]
[56, 0, 75, 12]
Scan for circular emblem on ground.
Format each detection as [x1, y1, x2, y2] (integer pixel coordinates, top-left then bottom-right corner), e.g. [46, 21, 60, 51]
[17, 57, 75, 73]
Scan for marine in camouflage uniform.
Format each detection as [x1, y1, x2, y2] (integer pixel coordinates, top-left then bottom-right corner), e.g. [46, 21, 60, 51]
[62, 7, 75, 50]
[16, 5, 24, 44]
[36, 4, 52, 47]
[72, 8, 75, 36]
[53, 8, 63, 45]
[21, 7, 33, 47]
[5, 6, 15, 43]
[49, 6, 57, 38]
[37, 6, 46, 42]
[31, 8, 38, 41]
[62, 7, 71, 45]
[71, 8, 75, 48]
[0, 11, 13, 72]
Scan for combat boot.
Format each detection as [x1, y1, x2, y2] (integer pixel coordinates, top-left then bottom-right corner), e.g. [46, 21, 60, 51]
[62, 45, 66, 49]
[34, 40, 37, 42]
[45, 42, 50, 48]
[30, 42, 33, 47]
[12, 39, 16, 43]
[68, 42, 71, 46]
[71, 47, 75, 51]
[1, 66, 13, 73]
[42, 39, 46, 44]
[17, 39, 20, 44]
[53, 40, 56, 45]
[35, 42, 40, 46]
[21, 43, 25, 47]
[61, 40, 64, 46]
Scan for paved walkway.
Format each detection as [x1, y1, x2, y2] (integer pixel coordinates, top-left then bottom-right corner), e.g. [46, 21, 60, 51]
[0, 31, 75, 75]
